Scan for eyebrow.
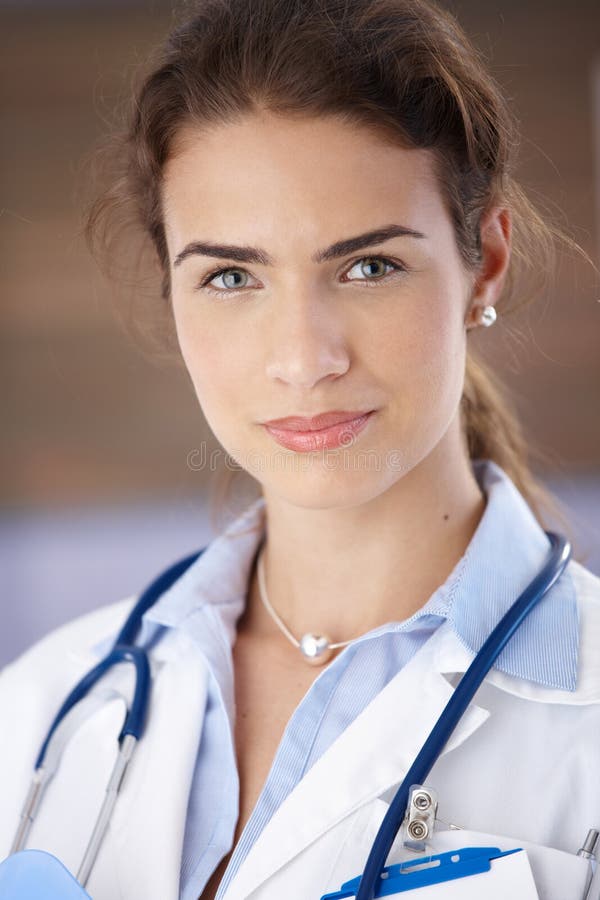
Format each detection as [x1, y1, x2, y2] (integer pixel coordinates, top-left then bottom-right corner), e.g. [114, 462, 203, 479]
[172, 223, 426, 268]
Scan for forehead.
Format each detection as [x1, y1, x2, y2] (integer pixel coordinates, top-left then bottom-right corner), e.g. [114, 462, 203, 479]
[161, 112, 447, 250]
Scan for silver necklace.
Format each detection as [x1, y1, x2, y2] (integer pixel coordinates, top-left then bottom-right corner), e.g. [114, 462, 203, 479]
[256, 543, 357, 666]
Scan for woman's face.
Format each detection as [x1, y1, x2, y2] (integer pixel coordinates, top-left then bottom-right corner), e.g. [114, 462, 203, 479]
[162, 111, 481, 506]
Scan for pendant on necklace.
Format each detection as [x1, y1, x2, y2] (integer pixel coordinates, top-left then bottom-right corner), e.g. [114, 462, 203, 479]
[299, 633, 334, 666]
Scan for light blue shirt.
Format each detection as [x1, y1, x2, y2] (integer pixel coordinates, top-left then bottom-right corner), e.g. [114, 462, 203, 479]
[135, 459, 578, 900]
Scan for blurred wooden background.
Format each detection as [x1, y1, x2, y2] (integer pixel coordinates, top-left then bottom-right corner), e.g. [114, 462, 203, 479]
[1, 0, 599, 511]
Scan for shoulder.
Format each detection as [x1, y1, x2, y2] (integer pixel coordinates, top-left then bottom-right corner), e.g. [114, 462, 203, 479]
[0, 595, 137, 682]
[570, 557, 600, 606]
[570, 557, 600, 637]
[569, 559, 600, 699]
[0, 597, 141, 755]
[460, 557, 600, 705]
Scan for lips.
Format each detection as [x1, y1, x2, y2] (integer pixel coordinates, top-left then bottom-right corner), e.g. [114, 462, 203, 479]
[263, 410, 376, 452]
[263, 410, 374, 432]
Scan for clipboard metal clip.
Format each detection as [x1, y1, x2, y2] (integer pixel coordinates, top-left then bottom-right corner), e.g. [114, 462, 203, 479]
[320, 845, 523, 898]
[400, 785, 438, 853]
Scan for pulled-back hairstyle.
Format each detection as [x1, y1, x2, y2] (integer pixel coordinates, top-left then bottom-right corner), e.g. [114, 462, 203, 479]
[83, 0, 580, 535]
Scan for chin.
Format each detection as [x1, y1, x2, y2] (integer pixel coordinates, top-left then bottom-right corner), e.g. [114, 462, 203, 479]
[261, 464, 402, 511]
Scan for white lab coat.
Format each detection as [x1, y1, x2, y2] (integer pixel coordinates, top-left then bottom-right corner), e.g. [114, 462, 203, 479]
[0, 559, 599, 900]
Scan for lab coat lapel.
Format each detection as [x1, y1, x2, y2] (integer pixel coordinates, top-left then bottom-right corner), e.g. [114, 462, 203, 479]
[222, 622, 489, 900]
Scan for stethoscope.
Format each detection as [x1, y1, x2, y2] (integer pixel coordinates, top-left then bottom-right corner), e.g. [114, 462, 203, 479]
[9, 531, 572, 898]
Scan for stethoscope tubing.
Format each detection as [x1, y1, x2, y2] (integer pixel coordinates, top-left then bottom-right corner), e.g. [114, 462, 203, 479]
[354, 530, 572, 900]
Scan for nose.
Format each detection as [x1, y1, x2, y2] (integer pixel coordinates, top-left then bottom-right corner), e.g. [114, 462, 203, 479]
[264, 292, 350, 388]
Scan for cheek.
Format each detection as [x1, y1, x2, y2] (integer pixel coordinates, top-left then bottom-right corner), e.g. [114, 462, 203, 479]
[413, 313, 465, 393]
[174, 309, 242, 417]
[369, 275, 467, 436]
[175, 309, 210, 390]
[374, 280, 466, 387]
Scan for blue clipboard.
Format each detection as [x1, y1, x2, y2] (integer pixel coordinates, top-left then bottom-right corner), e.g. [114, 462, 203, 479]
[0, 849, 92, 898]
[321, 845, 523, 898]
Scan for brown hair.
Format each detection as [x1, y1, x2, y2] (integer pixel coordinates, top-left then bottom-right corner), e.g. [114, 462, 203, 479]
[82, 0, 584, 540]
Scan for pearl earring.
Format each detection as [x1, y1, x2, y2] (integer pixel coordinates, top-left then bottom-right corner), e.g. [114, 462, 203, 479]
[473, 305, 497, 328]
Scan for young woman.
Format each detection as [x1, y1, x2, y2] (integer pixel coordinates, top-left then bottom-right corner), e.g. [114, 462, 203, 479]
[0, 1, 598, 899]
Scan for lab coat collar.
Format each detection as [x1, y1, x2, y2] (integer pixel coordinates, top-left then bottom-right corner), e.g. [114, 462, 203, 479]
[77, 612, 493, 900]
[136, 458, 578, 691]
[220, 621, 490, 900]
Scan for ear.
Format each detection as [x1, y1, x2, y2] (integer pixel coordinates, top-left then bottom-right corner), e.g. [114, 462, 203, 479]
[465, 206, 512, 329]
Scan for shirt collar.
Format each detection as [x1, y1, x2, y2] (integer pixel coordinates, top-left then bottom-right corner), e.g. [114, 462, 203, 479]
[139, 459, 578, 691]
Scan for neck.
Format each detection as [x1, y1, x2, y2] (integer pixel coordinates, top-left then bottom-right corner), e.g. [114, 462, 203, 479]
[242, 425, 487, 645]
